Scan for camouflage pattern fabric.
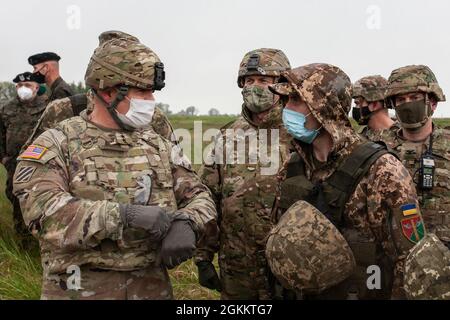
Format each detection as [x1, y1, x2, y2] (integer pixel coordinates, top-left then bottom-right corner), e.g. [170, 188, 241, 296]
[266, 200, 356, 294]
[237, 48, 291, 88]
[404, 233, 450, 300]
[358, 120, 401, 142]
[0, 94, 47, 238]
[13, 109, 218, 300]
[352, 75, 388, 102]
[196, 103, 292, 300]
[385, 65, 446, 103]
[41, 265, 173, 300]
[270, 63, 424, 299]
[380, 126, 450, 245]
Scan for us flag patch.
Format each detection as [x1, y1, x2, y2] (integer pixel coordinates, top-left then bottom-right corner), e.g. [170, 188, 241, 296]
[19, 145, 47, 160]
[15, 166, 36, 183]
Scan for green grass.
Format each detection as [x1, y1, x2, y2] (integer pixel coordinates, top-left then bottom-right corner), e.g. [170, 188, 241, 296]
[0, 116, 235, 300]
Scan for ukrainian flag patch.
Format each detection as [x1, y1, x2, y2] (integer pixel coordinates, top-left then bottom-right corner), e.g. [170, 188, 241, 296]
[401, 203, 418, 216]
[19, 145, 48, 160]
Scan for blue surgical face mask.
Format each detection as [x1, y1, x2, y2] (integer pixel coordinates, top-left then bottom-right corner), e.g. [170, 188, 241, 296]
[282, 108, 320, 144]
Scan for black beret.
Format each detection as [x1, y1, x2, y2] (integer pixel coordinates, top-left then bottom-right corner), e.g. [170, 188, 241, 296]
[13, 72, 45, 84]
[28, 52, 61, 65]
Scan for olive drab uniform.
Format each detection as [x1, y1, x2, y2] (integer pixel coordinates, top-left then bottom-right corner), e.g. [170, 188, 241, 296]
[269, 63, 425, 299]
[48, 77, 73, 102]
[381, 127, 450, 245]
[0, 94, 47, 238]
[197, 106, 292, 300]
[13, 110, 217, 299]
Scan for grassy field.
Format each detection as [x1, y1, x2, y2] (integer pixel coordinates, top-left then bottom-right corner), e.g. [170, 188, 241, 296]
[1, 115, 449, 300]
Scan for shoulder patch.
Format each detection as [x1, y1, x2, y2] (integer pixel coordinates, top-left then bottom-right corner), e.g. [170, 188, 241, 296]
[401, 215, 425, 244]
[19, 145, 48, 160]
[401, 203, 418, 216]
[15, 166, 36, 183]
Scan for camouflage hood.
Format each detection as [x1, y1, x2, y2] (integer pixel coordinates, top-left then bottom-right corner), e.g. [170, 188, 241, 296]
[352, 75, 387, 102]
[269, 63, 358, 154]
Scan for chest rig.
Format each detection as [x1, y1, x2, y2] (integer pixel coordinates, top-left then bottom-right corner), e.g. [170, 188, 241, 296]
[278, 141, 398, 299]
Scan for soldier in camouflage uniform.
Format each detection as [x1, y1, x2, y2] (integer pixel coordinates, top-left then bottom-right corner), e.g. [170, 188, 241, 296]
[195, 48, 292, 299]
[269, 63, 425, 299]
[351, 75, 399, 142]
[0, 72, 47, 241]
[383, 65, 449, 246]
[383, 65, 450, 299]
[13, 31, 218, 300]
[28, 52, 74, 102]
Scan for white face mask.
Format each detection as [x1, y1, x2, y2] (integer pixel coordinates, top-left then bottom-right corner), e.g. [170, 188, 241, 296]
[116, 97, 156, 129]
[17, 86, 35, 101]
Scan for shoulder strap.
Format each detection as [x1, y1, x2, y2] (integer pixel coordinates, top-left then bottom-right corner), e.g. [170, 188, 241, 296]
[325, 142, 397, 225]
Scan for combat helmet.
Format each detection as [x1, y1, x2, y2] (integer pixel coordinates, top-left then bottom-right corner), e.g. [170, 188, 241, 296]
[266, 200, 356, 294]
[237, 48, 291, 88]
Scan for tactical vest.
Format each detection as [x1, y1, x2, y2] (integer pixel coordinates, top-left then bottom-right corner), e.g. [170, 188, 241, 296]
[53, 117, 179, 271]
[279, 142, 398, 299]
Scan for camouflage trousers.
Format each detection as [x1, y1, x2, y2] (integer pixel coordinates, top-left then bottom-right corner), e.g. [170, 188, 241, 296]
[219, 248, 272, 300]
[41, 265, 173, 300]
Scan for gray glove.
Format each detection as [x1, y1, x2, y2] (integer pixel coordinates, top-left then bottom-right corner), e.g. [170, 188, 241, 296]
[119, 204, 171, 241]
[160, 220, 196, 269]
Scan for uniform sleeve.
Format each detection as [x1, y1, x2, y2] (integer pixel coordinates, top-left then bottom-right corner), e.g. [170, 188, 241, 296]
[0, 111, 6, 160]
[169, 141, 219, 263]
[13, 128, 124, 250]
[350, 153, 424, 299]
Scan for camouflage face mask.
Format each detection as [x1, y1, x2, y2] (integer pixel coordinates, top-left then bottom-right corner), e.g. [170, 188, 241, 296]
[395, 99, 432, 130]
[242, 85, 275, 113]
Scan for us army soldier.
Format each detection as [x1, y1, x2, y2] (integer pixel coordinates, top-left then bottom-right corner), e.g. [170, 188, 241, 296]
[195, 48, 292, 299]
[13, 31, 217, 300]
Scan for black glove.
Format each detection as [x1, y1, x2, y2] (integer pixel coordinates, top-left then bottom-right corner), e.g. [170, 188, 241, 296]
[197, 261, 221, 292]
[160, 220, 196, 269]
[119, 204, 171, 241]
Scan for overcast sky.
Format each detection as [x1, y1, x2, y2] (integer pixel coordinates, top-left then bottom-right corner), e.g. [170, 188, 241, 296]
[1, 0, 449, 116]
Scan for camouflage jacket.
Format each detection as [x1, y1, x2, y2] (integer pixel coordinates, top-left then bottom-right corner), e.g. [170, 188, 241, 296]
[0, 95, 47, 163]
[13, 110, 217, 274]
[196, 105, 292, 263]
[380, 125, 450, 244]
[24, 92, 176, 152]
[274, 128, 423, 299]
[358, 121, 401, 143]
[48, 77, 74, 102]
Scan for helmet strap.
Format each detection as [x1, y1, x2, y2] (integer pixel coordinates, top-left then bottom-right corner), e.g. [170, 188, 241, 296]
[93, 85, 135, 131]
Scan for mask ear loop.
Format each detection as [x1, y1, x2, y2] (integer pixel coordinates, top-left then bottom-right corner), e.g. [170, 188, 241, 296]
[304, 112, 323, 133]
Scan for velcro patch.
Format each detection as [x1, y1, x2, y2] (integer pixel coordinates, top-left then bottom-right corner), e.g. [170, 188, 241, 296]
[401, 216, 425, 244]
[15, 166, 36, 183]
[19, 145, 47, 160]
[401, 203, 418, 216]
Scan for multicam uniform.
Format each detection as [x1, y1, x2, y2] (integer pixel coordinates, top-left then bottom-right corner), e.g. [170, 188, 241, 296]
[195, 48, 292, 299]
[13, 31, 217, 300]
[269, 63, 425, 299]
